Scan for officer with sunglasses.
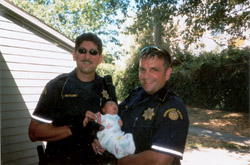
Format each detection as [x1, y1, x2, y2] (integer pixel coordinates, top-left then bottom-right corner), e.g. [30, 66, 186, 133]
[28, 32, 117, 164]
[118, 46, 189, 165]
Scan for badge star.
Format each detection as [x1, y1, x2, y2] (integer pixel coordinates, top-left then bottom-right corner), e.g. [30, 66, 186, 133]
[102, 89, 110, 100]
[142, 108, 155, 120]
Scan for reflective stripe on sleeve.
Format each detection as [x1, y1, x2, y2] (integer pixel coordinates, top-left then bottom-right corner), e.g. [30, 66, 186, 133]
[31, 115, 52, 124]
[151, 145, 183, 157]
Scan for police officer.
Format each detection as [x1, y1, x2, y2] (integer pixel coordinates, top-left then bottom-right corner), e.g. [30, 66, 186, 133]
[118, 46, 189, 165]
[28, 32, 117, 164]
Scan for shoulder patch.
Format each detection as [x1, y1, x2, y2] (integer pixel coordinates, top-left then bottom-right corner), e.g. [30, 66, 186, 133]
[163, 108, 183, 120]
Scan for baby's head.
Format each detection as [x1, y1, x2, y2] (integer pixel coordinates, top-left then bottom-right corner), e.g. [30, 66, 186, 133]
[101, 101, 118, 115]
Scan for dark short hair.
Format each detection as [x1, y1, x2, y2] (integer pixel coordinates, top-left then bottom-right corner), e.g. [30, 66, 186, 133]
[140, 46, 171, 70]
[101, 100, 118, 114]
[75, 32, 103, 54]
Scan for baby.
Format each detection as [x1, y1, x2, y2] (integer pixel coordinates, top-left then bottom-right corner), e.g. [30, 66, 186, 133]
[96, 101, 135, 159]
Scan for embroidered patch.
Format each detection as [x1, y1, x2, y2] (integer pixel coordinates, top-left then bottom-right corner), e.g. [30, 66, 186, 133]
[163, 108, 183, 120]
[102, 89, 110, 100]
[168, 111, 179, 120]
[142, 107, 155, 120]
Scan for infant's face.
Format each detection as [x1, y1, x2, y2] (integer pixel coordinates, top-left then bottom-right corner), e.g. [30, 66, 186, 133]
[103, 101, 118, 115]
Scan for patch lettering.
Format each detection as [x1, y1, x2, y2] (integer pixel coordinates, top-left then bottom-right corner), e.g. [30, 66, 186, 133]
[163, 108, 183, 120]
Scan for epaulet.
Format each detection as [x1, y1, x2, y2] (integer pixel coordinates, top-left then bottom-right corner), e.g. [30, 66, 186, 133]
[125, 86, 142, 103]
[46, 73, 70, 100]
[54, 73, 70, 82]
[156, 85, 177, 103]
[47, 73, 69, 86]
[131, 86, 143, 94]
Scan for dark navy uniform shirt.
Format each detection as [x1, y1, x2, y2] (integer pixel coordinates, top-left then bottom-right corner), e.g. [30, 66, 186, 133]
[32, 69, 116, 163]
[119, 83, 189, 160]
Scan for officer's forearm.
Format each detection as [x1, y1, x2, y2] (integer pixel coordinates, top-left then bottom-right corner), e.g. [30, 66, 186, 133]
[118, 150, 174, 165]
[29, 120, 72, 142]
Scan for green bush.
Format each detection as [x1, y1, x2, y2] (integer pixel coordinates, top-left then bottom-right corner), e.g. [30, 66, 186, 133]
[169, 47, 249, 112]
[115, 49, 141, 101]
[115, 47, 248, 112]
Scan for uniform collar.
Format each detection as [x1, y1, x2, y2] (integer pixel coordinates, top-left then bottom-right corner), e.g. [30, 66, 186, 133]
[69, 68, 101, 83]
[141, 82, 173, 103]
[68, 68, 103, 93]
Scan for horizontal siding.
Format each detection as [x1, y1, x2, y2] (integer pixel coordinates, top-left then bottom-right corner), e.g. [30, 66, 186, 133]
[2, 62, 74, 73]
[3, 54, 75, 67]
[0, 7, 74, 164]
[2, 147, 39, 163]
[2, 153, 39, 165]
[1, 46, 74, 60]
[2, 78, 49, 87]
[1, 37, 68, 53]
[2, 133, 30, 145]
[2, 156, 39, 165]
[2, 86, 44, 95]
[0, 18, 53, 43]
[1, 70, 60, 79]
[3, 95, 40, 103]
[2, 126, 29, 136]
[0, 17, 70, 53]
[2, 110, 32, 120]
[2, 118, 31, 129]
[0, 15, 33, 34]
[3, 102, 37, 112]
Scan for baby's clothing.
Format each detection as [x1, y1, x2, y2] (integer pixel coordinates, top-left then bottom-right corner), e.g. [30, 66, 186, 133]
[97, 114, 135, 159]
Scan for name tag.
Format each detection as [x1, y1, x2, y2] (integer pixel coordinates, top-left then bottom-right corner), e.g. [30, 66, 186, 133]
[63, 94, 78, 97]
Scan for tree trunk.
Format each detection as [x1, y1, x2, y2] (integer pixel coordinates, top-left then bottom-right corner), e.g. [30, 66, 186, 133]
[154, 23, 162, 47]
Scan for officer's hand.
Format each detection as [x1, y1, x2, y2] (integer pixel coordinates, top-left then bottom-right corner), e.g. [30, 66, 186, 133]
[69, 122, 85, 136]
[92, 138, 105, 155]
[84, 111, 101, 127]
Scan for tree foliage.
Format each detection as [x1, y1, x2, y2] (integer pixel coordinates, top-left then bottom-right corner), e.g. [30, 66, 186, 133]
[122, 0, 249, 51]
[125, 0, 179, 50]
[9, 0, 129, 48]
[9, 0, 131, 63]
[179, 0, 250, 46]
[169, 47, 249, 112]
[115, 48, 141, 100]
[9, 0, 249, 110]
[117, 0, 249, 101]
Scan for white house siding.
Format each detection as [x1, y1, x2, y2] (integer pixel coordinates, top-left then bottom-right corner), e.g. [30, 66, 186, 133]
[0, 6, 75, 165]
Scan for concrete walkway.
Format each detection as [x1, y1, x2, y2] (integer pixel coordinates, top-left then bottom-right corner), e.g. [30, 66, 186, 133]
[188, 126, 250, 146]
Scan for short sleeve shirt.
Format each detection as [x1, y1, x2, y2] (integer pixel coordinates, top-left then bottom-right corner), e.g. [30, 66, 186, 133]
[32, 70, 104, 126]
[119, 84, 189, 159]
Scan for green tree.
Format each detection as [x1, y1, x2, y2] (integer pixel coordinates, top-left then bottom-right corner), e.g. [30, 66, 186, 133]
[123, 0, 249, 50]
[179, 0, 250, 46]
[9, 0, 129, 58]
[116, 48, 141, 100]
[118, 0, 249, 98]
[126, 0, 179, 50]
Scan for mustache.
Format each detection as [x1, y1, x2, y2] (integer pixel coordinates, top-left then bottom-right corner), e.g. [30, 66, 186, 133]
[81, 59, 93, 64]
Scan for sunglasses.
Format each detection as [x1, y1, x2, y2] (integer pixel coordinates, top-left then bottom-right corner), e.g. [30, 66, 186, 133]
[78, 48, 99, 56]
[141, 46, 162, 53]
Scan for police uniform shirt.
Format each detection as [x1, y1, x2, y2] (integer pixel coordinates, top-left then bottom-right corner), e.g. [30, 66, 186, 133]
[32, 69, 104, 126]
[119, 83, 189, 159]
[31, 69, 116, 158]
